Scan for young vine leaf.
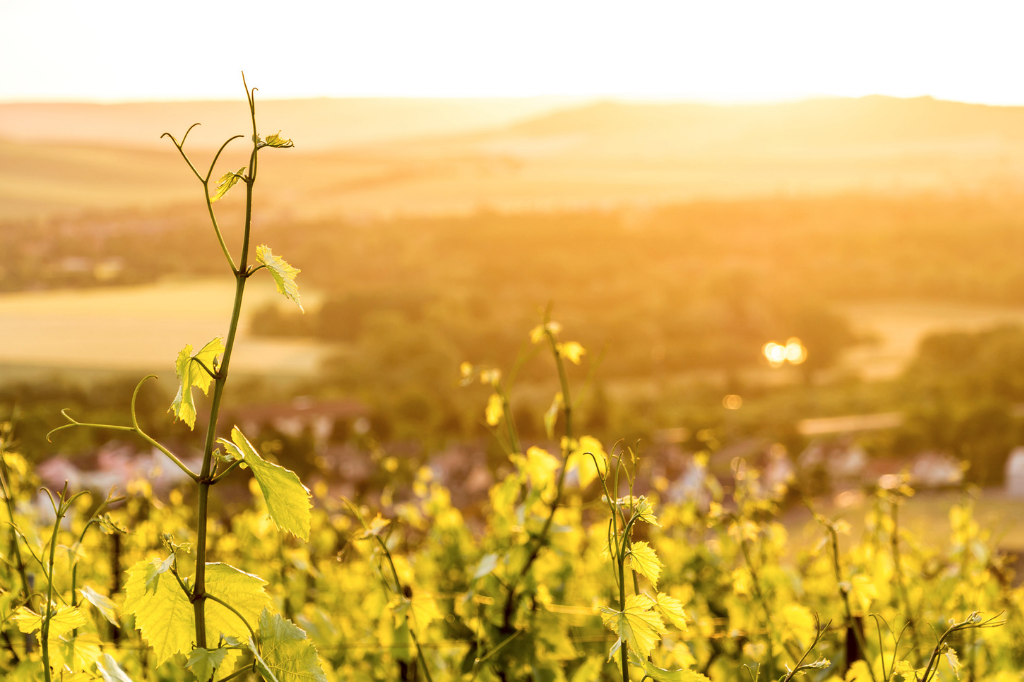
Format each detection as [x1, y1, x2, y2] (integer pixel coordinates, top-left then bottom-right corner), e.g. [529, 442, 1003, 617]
[210, 167, 246, 202]
[599, 594, 667, 659]
[98, 654, 135, 682]
[13, 604, 88, 640]
[568, 435, 607, 488]
[219, 426, 312, 540]
[52, 632, 104, 674]
[652, 592, 688, 631]
[186, 647, 228, 682]
[124, 557, 270, 665]
[170, 337, 225, 429]
[251, 609, 327, 682]
[78, 585, 120, 626]
[627, 541, 664, 588]
[257, 132, 294, 149]
[255, 245, 303, 312]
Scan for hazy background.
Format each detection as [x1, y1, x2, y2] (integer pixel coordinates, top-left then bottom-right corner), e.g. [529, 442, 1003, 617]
[7, 0, 1024, 534]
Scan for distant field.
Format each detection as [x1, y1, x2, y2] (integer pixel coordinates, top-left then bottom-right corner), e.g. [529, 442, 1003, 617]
[0, 278, 330, 380]
[786, 488, 1024, 552]
[840, 301, 1024, 380]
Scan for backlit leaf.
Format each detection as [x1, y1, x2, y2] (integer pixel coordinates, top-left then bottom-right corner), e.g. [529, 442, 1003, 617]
[256, 245, 303, 312]
[485, 393, 503, 427]
[52, 632, 104, 673]
[187, 647, 229, 682]
[253, 609, 327, 682]
[170, 337, 224, 429]
[474, 553, 499, 580]
[210, 167, 246, 202]
[79, 585, 119, 627]
[511, 446, 560, 494]
[530, 321, 562, 344]
[260, 132, 294, 149]
[13, 604, 87, 638]
[558, 341, 586, 365]
[653, 592, 688, 631]
[946, 647, 962, 678]
[600, 594, 666, 660]
[219, 426, 312, 540]
[98, 654, 134, 682]
[568, 435, 607, 488]
[627, 541, 663, 588]
[124, 557, 270, 665]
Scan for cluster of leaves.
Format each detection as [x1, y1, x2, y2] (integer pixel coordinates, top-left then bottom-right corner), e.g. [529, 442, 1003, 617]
[1, 81, 1022, 682]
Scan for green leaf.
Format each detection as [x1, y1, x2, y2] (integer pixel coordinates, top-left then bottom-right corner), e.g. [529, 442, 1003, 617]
[219, 426, 312, 541]
[628, 650, 710, 682]
[187, 647, 229, 682]
[627, 541, 664, 588]
[78, 585, 120, 627]
[253, 609, 327, 682]
[210, 167, 246, 202]
[256, 245, 303, 312]
[170, 337, 224, 429]
[599, 594, 666, 660]
[124, 557, 270, 666]
[98, 654, 135, 682]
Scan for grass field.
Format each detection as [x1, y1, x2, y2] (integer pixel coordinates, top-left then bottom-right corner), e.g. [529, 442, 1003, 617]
[0, 278, 330, 380]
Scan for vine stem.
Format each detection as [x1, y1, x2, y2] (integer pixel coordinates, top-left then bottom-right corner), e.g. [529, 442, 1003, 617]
[192, 75, 259, 649]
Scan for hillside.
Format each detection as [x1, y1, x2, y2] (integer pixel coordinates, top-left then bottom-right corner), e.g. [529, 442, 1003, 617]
[0, 97, 581, 150]
[6, 95, 1024, 220]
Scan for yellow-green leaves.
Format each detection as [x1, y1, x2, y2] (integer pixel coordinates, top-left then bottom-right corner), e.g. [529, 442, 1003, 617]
[653, 593, 688, 631]
[511, 446, 560, 495]
[633, 496, 660, 527]
[256, 245, 303, 312]
[627, 541, 663, 588]
[600, 594, 667, 660]
[258, 132, 294, 149]
[13, 604, 87, 639]
[170, 337, 224, 429]
[402, 593, 442, 631]
[122, 557, 195, 664]
[124, 557, 271, 666]
[78, 585, 120, 627]
[485, 393, 503, 427]
[558, 341, 586, 365]
[530, 321, 562, 344]
[219, 426, 312, 541]
[187, 648, 228, 682]
[98, 654, 134, 682]
[567, 435, 607, 488]
[253, 610, 327, 682]
[211, 167, 246, 202]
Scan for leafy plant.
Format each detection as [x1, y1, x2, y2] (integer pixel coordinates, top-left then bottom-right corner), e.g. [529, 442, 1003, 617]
[45, 75, 324, 682]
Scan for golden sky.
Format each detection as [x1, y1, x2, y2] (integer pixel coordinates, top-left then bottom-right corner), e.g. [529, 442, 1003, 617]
[5, 0, 1024, 104]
